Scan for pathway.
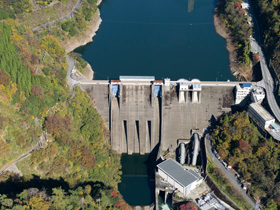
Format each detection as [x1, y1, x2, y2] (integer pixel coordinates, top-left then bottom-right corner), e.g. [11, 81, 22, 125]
[248, 0, 280, 125]
[66, 55, 79, 91]
[32, 0, 82, 33]
[205, 135, 255, 208]
[0, 132, 47, 175]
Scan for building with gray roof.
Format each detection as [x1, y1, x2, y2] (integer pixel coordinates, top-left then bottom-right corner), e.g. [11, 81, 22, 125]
[157, 158, 203, 195]
[248, 103, 275, 129]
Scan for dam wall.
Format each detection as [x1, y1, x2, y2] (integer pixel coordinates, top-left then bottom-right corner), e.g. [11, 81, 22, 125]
[80, 78, 239, 154]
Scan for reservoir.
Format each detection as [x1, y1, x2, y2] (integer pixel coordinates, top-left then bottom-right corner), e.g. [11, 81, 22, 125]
[76, 0, 236, 206]
[75, 0, 235, 81]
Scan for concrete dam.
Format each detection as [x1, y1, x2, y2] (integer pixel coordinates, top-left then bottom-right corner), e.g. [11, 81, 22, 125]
[80, 76, 238, 154]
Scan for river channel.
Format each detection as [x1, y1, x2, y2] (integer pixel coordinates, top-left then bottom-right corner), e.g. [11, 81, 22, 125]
[75, 0, 236, 206]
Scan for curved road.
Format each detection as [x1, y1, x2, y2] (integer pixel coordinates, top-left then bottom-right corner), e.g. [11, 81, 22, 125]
[248, 0, 280, 123]
[205, 135, 255, 208]
[66, 55, 79, 91]
[32, 0, 83, 33]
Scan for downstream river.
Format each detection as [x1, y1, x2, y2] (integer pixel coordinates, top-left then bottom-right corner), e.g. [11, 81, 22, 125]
[76, 0, 235, 81]
[76, 0, 235, 206]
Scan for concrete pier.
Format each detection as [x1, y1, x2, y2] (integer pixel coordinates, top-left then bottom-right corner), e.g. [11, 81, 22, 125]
[80, 78, 240, 153]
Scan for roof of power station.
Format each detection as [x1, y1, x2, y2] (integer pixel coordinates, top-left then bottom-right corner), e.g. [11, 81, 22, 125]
[249, 103, 274, 121]
[119, 76, 155, 81]
[157, 158, 201, 187]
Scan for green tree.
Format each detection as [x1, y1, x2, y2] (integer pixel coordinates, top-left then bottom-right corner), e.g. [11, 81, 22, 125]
[51, 188, 69, 209]
[265, 199, 277, 210]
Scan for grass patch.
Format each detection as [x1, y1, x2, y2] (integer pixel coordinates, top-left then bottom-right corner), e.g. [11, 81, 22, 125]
[16, 155, 33, 180]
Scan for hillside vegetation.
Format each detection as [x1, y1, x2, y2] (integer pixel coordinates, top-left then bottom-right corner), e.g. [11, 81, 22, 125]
[0, 20, 68, 166]
[217, 0, 252, 66]
[252, 0, 280, 78]
[0, 186, 130, 209]
[0, 0, 99, 43]
[211, 111, 280, 209]
[0, 19, 128, 209]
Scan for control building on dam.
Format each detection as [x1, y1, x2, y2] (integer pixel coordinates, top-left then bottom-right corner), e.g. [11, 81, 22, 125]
[80, 76, 242, 154]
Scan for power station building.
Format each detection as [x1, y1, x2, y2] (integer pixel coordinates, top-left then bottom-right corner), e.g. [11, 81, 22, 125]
[157, 159, 203, 196]
[248, 103, 275, 130]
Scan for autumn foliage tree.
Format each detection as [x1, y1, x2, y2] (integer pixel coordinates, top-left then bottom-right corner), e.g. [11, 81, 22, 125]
[212, 111, 280, 205]
[0, 140, 11, 159]
[31, 85, 45, 99]
[44, 114, 72, 143]
[41, 35, 65, 58]
[0, 71, 11, 86]
[179, 202, 198, 210]
[221, 0, 252, 65]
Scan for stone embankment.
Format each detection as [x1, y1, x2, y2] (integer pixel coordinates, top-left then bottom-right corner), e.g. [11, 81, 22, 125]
[213, 0, 252, 81]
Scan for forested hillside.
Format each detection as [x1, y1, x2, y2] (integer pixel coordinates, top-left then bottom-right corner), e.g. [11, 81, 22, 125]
[0, 19, 128, 209]
[0, 20, 68, 166]
[251, 0, 280, 78]
[0, 186, 130, 209]
[211, 112, 280, 209]
[0, 0, 99, 43]
[216, 0, 252, 66]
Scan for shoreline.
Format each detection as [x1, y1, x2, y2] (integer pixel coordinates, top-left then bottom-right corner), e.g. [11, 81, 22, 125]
[213, 0, 252, 81]
[61, 9, 102, 53]
[61, 1, 103, 80]
[62, 0, 247, 82]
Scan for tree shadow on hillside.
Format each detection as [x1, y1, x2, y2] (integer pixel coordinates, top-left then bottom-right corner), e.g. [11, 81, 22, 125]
[0, 174, 108, 198]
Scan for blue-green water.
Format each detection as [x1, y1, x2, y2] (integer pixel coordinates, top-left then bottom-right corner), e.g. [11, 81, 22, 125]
[118, 154, 155, 205]
[75, 0, 235, 81]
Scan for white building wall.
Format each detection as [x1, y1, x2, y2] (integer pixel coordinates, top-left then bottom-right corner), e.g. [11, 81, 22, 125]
[158, 166, 202, 196]
[158, 169, 168, 180]
[235, 85, 252, 104]
[248, 104, 275, 129]
[265, 119, 275, 129]
[158, 169, 184, 194]
[184, 186, 191, 195]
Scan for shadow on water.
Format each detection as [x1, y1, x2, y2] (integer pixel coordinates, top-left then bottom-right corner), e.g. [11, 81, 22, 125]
[118, 144, 159, 206]
[212, 0, 218, 8]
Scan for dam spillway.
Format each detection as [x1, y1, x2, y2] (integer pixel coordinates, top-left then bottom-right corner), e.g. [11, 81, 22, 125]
[80, 77, 238, 154]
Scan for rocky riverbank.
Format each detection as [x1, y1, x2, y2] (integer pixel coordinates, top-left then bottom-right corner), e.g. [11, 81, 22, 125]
[61, 0, 103, 80]
[83, 64, 94, 80]
[213, 0, 252, 81]
[61, 9, 102, 53]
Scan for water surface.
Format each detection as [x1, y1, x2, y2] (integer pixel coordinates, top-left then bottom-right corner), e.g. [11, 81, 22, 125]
[118, 154, 155, 205]
[75, 0, 235, 81]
